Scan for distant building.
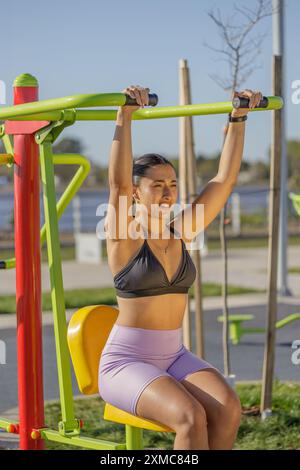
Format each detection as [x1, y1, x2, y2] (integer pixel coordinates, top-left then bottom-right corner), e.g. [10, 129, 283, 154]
[54, 174, 62, 188]
[237, 171, 253, 184]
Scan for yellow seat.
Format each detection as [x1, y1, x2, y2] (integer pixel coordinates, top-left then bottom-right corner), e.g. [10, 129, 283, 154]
[67, 305, 175, 433]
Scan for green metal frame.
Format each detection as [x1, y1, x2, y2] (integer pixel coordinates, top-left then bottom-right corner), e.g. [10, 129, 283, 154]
[0, 153, 91, 269]
[0, 114, 144, 449]
[0, 93, 283, 122]
[0, 125, 14, 167]
[218, 313, 300, 345]
[0, 85, 284, 450]
[289, 192, 300, 216]
[0, 117, 91, 270]
[36, 126, 143, 450]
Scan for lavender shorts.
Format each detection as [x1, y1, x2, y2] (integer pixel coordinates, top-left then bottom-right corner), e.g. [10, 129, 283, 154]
[98, 324, 217, 416]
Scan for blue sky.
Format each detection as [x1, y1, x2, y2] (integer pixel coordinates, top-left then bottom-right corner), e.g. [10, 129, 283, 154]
[1, 0, 299, 165]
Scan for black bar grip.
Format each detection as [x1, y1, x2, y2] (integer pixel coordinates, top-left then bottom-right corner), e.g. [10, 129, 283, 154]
[232, 96, 269, 109]
[124, 93, 158, 107]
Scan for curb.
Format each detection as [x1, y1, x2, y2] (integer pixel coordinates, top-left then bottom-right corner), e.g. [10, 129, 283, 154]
[1, 293, 300, 330]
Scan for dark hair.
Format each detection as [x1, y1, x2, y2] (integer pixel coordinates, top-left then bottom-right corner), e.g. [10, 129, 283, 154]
[131, 153, 177, 216]
[132, 153, 176, 186]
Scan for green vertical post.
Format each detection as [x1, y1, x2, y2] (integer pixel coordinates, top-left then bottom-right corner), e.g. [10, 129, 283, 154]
[39, 139, 79, 435]
[125, 425, 144, 450]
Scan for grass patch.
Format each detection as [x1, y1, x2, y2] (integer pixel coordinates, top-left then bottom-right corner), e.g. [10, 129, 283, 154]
[0, 246, 75, 263]
[289, 267, 300, 274]
[1, 235, 299, 263]
[0, 284, 264, 314]
[43, 381, 300, 450]
[1, 236, 298, 265]
[236, 381, 300, 450]
[207, 235, 300, 250]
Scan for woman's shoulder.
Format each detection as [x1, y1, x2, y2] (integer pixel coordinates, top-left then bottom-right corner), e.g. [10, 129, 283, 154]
[106, 236, 145, 276]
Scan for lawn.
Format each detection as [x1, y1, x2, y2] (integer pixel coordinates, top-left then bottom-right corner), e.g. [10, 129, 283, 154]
[0, 234, 299, 263]
[207, 234, 300, 250]
[43, 381, 300, 450]
[0, 283, 264, 314]
[289, 267, 300, 274]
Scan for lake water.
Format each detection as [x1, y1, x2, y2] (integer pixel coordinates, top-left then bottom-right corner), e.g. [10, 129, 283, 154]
[0, 186, 293, 232]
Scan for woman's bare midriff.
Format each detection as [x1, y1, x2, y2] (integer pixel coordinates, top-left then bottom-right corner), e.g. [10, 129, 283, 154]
[115, 293, 188, 330]
[107, 228, 189, 330]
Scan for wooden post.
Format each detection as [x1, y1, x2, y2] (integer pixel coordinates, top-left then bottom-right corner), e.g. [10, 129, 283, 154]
[179, 59, 205, 357]
[179, 59, 191, 349]
[260, 55, 282, 414]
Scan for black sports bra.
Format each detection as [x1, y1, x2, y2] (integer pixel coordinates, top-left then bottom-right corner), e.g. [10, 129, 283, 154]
[113, 231, 197, 298]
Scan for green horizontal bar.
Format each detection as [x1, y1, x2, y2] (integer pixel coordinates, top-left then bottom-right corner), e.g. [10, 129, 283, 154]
[5, 110, 65, 121]
[0, 95, 283, 121]
[41, 429, 126, 450]
[0, 418, 18, 430]
[0, 93, 128, 120]
[0, 153, 14, 165]
[275, 313, 300, 329]
[241, 327, 266, 333]
[1, 259, 15, 269]
[0, 419, 127, 449]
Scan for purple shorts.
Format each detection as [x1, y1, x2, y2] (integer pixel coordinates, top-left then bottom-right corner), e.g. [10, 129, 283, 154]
[98, 324, 217, 416]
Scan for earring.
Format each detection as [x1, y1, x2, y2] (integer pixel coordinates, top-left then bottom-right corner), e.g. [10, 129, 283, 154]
[132, 198, 136, 216]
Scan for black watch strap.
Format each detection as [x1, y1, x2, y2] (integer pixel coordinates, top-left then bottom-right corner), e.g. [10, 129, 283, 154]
[228, 113, 248, 123]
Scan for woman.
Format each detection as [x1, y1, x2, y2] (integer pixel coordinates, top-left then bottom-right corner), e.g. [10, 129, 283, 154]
[99, 85, 262, 450]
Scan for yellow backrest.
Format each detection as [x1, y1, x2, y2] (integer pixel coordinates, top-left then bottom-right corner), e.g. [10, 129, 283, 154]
[67, 304, 119, 395]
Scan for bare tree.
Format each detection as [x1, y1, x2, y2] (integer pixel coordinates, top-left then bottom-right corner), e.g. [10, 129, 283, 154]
[204, 0, 275, 378]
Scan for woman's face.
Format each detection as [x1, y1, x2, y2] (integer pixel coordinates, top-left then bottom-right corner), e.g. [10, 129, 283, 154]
[133, 164, 178, 221]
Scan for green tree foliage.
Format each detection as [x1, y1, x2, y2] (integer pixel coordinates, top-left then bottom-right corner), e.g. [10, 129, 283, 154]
[248, 161, 270, 181]
[1, 134, 299, 190]
[195, 153, 251, 184]
[287, 140, 300, 189]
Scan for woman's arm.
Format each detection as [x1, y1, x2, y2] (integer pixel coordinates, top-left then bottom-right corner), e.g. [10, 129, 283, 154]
[108, 85, 149, 189]
[108, 108, 134, 190]
[170, 89, 263, 242]
[105, 86, 149, 239]
[214, 119, 246, 186]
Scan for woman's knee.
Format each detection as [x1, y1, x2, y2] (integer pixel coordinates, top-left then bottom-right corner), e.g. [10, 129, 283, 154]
[211, 389, 242, 429]
[175, 400, 208, 433]
[226, 389, 242, 423]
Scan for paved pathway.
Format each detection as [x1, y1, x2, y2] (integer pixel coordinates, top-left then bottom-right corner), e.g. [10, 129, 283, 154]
[1, 246, 300, 296]
[1, 246, 300, 448]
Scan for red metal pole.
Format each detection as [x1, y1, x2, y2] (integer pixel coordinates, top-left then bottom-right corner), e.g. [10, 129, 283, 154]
[13, 74, 45, 450]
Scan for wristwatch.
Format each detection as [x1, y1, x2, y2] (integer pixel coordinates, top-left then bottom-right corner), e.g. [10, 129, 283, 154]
[228, 113, 248, 123]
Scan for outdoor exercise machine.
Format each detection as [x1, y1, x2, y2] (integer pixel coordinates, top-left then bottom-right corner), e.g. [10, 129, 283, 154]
[217, 312, 300, 345]
[289, 192, 300, 217]
[0, 73, 283, 449]
[216, 191, 300, 346]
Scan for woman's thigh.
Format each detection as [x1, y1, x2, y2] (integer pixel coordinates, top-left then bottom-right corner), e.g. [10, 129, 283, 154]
[179, 368, 241, 425]
[99, 358, 171, 417]
[99, 357, 206, 431]
[167, 345, 218, 382]
[166, 347, 240, 419]
[99, 324, 208, 428]
[134, 374, 207, 431]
